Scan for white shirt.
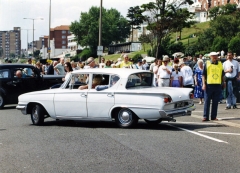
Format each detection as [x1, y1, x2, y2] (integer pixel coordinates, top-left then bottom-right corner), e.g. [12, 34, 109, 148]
[157, 65, 172, 79]
[180, 66, 194, 85]
[99, 63, 105, 68]
[223, 59, 239, 78]
[149, 63, 156, 72]
[171, 71, 182, 80]
[153, 65, 159, 79]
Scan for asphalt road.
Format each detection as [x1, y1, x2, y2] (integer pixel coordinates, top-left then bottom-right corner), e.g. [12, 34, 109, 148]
[1, 103, 240, 173]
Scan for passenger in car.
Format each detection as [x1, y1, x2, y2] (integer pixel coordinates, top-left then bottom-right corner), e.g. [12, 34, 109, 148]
[15, 70, 26, 78]
[78, 75, 102, 90]
[95, 76, 119, 91]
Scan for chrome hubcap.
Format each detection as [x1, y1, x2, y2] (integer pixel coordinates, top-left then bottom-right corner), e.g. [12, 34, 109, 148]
[32, 107, 39, 122]
[118, 109, 132, 124]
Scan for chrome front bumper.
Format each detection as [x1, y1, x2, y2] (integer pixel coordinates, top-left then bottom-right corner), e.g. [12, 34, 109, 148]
[16, 105, 27, 115]
[159, 104, 196, 118]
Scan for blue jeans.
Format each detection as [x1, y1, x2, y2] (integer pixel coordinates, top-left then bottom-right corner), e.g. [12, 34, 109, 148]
[203, 85, 221, 120]
[226, 81, 236, 107]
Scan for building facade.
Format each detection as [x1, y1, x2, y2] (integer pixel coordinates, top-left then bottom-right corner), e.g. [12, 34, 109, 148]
[189, 0, 240, 23]
[41, 25, 71, 59]
[0, 27, 21, 59]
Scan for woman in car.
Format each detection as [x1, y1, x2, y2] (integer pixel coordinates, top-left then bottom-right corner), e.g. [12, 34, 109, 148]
[78, 75, 102, 90]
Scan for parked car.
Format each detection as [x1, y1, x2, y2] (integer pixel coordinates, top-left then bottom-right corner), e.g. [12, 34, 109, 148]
[16, 69, 195, 128]
[0, 64, 64, 109]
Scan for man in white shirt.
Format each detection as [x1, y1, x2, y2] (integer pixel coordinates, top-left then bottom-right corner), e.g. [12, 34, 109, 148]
[179, 62, 194, 89]
[223, 52, 240, 109]
[157, 56, 172, 87]
[132, 59, 143, 69]
[153, 59, 162, 86]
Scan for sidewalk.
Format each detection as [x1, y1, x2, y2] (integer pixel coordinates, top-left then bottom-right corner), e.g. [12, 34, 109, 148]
[192, 99, 240, 128]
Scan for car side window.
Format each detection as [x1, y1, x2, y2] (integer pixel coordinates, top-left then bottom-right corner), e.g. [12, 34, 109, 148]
[65, 73, 88, 89]
[126, 72, 153, 88]
[0, 69, 10, 78]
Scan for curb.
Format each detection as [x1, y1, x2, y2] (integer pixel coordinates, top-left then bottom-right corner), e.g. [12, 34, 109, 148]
[191, 114, 240, 129]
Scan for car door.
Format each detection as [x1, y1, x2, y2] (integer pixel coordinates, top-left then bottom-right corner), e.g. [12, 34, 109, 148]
[87, 74, 115, 118]
[53, 73, 89, 118]
[87, 89, 115, 118]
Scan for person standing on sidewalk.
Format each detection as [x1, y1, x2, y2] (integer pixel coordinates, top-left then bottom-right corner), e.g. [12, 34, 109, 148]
[157, 56, 172, 87]
[202, 52, 225, 121]
[223, 52, 240, 109]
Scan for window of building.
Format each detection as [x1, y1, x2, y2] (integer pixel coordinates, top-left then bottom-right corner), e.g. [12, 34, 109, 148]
[68, 31, 71, 34]
[62, 30, 66, 34]
[214, 0, 217, 6]
[62, 46, 66, 49]
[62, 41, 66, 44]
[62, 35, 66, 39]
[222, 0, 224, 5]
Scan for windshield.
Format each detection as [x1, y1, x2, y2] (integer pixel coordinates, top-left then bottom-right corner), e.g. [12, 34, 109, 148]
[126, 72, 153, 88]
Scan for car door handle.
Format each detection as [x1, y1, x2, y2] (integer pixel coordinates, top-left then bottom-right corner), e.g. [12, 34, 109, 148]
[107, 93, 114, 97]
[81, 93, 87, 97]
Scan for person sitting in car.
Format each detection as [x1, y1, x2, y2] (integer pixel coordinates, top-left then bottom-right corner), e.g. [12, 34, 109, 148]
[15, 70, 26, 78]
[78, 75, 102, 90]
[95, 76, 120, 91]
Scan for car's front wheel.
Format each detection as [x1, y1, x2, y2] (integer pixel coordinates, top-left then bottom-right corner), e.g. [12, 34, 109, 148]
[144, 119, 162, 125]
[31, 105, 45, 125]
[115, 108, 138, 128]
[0, 93, 5, 109]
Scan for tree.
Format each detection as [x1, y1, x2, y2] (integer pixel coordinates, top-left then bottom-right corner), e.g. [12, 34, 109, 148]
[138, 33, 155, 51]
[126, 6, 144, 42]
[70, 7, 130, 56]
[210, 14, 240, 39]
[208, 6, 220, 20]
[228, 36, 240, 55]
[211, 37, 228, 52]
[34, 50, 40, 58]
[140, 0, 194, 59]
[197, 28, 215, 52]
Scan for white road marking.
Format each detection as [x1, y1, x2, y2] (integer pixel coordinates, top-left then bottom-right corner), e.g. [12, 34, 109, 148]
[162, 122, 218, 125]
[167, 124, 228, 144]
[198, 131, 240, 136]
[192, 111, 203, 112]
[119, 134, 127, 136]
[218, 117, 235, 120]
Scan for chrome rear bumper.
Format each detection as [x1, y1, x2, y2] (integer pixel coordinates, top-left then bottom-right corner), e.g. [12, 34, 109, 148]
[159, 104, 196, 118]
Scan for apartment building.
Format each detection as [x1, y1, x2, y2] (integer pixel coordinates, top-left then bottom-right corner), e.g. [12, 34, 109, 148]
[41, 25, 71, 58]
[0, 27, 21, 58]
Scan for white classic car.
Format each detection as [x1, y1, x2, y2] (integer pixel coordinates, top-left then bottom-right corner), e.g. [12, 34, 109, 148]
[16, 69, 195, 128]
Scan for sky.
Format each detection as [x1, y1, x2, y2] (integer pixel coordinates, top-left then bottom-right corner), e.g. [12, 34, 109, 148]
[0, 0, 153, 49]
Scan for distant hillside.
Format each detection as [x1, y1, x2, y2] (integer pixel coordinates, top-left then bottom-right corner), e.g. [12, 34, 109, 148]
[173, 21, 210, 46]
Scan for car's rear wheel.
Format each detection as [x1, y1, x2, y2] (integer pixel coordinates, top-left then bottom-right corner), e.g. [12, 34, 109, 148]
[115, 108, 138, 128]
[144, 119, 162, 125]
[0, 94, 5, 109]
[31, 104, 45, 125]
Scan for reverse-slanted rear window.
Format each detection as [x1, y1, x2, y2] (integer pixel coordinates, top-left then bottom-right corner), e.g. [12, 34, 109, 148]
[126, 72, 153, 88]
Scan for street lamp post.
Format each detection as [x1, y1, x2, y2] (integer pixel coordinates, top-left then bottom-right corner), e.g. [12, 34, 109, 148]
[98, 0, 102, 63]
[23, 18, 43, 58]
[49, 0, 51, 59]
[21, 29, 32, 57]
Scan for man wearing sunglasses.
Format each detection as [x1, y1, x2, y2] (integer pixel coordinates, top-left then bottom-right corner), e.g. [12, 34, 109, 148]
[85, 57, 98, 69]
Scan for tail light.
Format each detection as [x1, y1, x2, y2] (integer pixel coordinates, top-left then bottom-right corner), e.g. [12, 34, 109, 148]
[164, 97, 172, 103]
[189, 93, 194, 99]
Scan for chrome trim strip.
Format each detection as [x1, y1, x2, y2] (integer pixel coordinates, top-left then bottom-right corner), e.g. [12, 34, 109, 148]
[56, 116, 113, 121]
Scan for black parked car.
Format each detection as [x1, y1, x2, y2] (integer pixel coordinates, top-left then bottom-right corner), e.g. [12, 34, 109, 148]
[0, 64, 64, 109]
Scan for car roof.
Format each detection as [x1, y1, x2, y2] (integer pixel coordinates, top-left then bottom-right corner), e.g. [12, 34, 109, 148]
[71, 68, 151, 78]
